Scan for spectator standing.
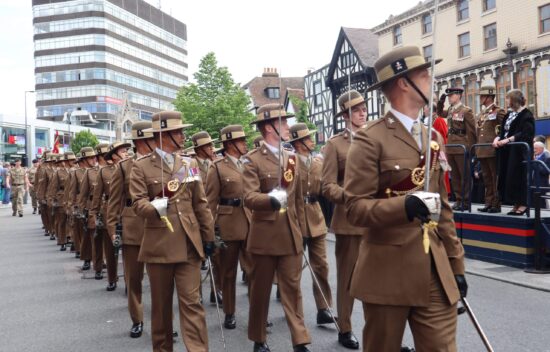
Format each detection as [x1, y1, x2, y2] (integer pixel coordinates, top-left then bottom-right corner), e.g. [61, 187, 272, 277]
[2, 162, 12, 204]
[493, 89, 535, 215]
[533, 141, 550, 209]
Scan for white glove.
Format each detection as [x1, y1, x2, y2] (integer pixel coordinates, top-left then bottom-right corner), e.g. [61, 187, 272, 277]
[410, 191, 441, 221]
[268, 188, 288, 210]
[150, 197, 169, 218]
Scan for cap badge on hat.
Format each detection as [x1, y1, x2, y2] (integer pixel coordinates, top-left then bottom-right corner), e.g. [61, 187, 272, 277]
[226, 132, 232, 139]
[264, 111, 270, 119]
[292, 131, 298, 139]
[488, 89, 494, 94]
[160, 120, 167, 128]
[391, 59, 408, 74]
[137, 130, 144, 137]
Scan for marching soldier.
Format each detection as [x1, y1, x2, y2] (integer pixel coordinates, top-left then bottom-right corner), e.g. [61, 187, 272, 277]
[91, 141, 130, 291]
[192, 130, 223, 304]
[253, 135, 264, 149]
[63, 152, 77, 250]
[321, 89, 367, 349]
[75, 147, 98, 271]
[47, 153, 73, 251]
[39, 153, 57, 239]
[65, 152, 87, 259]
[36, 152, 52, 236]
[441, 87, 475, 210]
[130, 111, 215, 352]
[26, 159, 39, 214]
[107, 121, 156, 338]
[6, 158, 28, 217]
[288, 123, 335, 326]
[205, 124, 251, 330]
[475, 85, 506, 213]
[80, 143, 109, 280]
[243, 103, 311, 352]
[345, 46, 467, 351]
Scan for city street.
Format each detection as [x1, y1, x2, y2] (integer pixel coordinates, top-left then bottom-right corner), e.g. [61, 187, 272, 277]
[2, 203, 550, 352]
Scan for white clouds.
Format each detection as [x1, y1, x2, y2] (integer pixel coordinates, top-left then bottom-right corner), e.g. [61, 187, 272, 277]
[0, 0, 419, 117]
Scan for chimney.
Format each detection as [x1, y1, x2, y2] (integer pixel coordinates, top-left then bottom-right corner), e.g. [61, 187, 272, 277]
[262, 67, 279, 78]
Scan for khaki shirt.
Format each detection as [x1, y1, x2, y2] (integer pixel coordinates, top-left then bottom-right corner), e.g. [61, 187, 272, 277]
[27, 166, 38, 184]
[8, 167, 26, 185]
[446, 103, 476, 155]
[475, 104, 507, 158]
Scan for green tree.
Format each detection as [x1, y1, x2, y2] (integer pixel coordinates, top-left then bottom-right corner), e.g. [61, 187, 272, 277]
[289, 95, 314, 129]
[71, 129, 99, 153]
[173, 52, 255, 147]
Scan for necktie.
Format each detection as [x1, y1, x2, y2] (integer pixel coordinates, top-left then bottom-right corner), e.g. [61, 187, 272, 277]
[411, 122, 422, 149]
[306, 156, 312, 170]
[164, 153, 174, 171]
[236, 159, 244, 172]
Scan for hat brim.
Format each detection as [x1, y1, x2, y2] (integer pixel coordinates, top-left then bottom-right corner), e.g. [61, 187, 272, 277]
[143, 123, 193, 133]
[250, 114, 294, 125]
[222, 135, 247, 143]
[193, 139, 218, 149]
[288, 130, 317, 143]
[335, 101, 366, 118]
[367, 59, 442, 92]
[105, 143, 132, 160]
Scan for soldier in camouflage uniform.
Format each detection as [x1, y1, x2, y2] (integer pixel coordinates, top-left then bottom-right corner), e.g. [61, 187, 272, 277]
[6, 158, 28, 217]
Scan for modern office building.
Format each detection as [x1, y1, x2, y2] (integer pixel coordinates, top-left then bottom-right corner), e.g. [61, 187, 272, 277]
[31, 0, 188, 133]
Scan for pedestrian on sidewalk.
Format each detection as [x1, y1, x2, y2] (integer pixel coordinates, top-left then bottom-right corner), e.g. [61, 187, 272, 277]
[6, 158, 28, 216]
[2, 162, 12, 204]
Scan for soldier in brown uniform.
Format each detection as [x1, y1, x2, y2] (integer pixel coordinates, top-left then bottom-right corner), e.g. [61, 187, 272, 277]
[243, 103, 311, 352]
[130, 111, 215, 352]
[107, 121, 156, 338]
[75, 147, 98, 271]
[288, 123, 335, 326]
[26, 159, 39, 214]
[80, 143, 109, 279]
[345, 45, 467, 352]
[62, 152, 77, 250]
[36, 152, 52, 235]
[65, 152, 88, 259]
[191, 130, 223, 304]
[47, 153, 73, 250]
[321, 89, 367, 350]
[475, 85, 507, 213]
[92, 141, 130, 291]
[205, 124, 251, 329]
[442, 87, 476, 210]
[39, 153, 57, 238]
[6, 158, 28, 217]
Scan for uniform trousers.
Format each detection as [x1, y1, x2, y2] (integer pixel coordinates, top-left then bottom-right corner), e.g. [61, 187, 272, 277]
[219, 240, 248, 315]
[55, 207, 67, 245]
[123, 245, 144, 324]
[101, 228, 118, 283]
[335, 234, 361, 333]
[50, 206, 58, 235]
[29, 187, 37, 209]
[72, 215, 82, 253]
[479, 157, 499, 208]
[248, 253, 311, 346]
[11, 185, 24, 214]
[448, 153, 471, 206]
[305, 234, 332, 310]
[91, 228, 104, 272]
[146, 244, 208, 352]
[40, 203, 49, 234]
[79, 219, 93, 261]
[362, 270, 457, 352]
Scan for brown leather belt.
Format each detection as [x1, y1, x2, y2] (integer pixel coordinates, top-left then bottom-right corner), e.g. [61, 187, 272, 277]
[219, 198, 242, 207]
[304, 195, 318, 204]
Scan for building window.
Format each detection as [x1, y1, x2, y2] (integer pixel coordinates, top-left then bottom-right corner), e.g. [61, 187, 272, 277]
[458, 32, 470, 58]
[457, 0, 469, 21]
[483, 0, 496, 12]
[483, 23, 497, 50]
[496, 68, 511, 106]
[517, 65, 535, 109]
[393, 26, 402, 45]
[265, 87, 280, 99]
[315, 122, 324, 144]
[464, 77, 480, 114]
[313, 80, 323, 107]
[423, 45, 433, 63]
[340, 52, 353, 68]
[541, 4, 550, 34]
[422, 14, 432, 34]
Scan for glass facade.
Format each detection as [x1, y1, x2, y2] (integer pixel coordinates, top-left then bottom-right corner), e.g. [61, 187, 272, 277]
[0, 126, 26, 163]
[33, 0, 187, 126]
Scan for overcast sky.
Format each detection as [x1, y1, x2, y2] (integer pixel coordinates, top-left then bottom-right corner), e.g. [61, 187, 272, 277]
[0, 0, 421, 118]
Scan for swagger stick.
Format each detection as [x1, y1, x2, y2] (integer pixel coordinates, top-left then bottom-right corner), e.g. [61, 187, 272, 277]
[420, 0, 441, 254]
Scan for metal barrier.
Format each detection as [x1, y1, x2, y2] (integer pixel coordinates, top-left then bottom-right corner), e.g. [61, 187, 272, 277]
[444, 144, 468, 211]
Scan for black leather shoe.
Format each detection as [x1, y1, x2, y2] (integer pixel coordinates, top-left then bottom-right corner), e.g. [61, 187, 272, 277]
[293, 344, 310, 352]
[19, 213, 23, 217]
[130, 321, 143, 338]
[12, 212, 16, 216]
[338, 331, 359, 349]
[253, 342, 270, 352]
[81, 261, 90, 271]
[242, 271, 247, 283]
[201, 260, 208, 270]
[451, 203, 463, 211]
[50, 235, 55, 240]
[60, 244, 66, 251]
[210, 290, 223, 305]
[317, 308, 336, 325]
[95, 271, 103, 280]
[266, 320, 273, 328]
[477, 205, 490, 212]
[276, 287, 281, 300]
[106, 282, 117, 291]
[33, 208, 37, 214]
[44, 232, 49, 236]
[75, 252, 80, 259]
[401, 346, 416, 352]
[224, 314, 236, 329]
[487, 207, 501, 213]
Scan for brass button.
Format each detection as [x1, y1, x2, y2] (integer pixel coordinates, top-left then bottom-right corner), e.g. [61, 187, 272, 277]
[176, 199, 180, 203]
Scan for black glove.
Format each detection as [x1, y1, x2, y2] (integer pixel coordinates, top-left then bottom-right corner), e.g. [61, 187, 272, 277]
[269, 196, 281, 211]
[303, 237, 311, 249]
[436, 93, 446, 115]
[203, 241, 215, 258]
[455, 274, 468, 298]
[404, 195, 430, 222]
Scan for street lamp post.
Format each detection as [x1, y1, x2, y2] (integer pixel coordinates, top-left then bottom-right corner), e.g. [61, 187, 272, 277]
[24, 90, 35, 166]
